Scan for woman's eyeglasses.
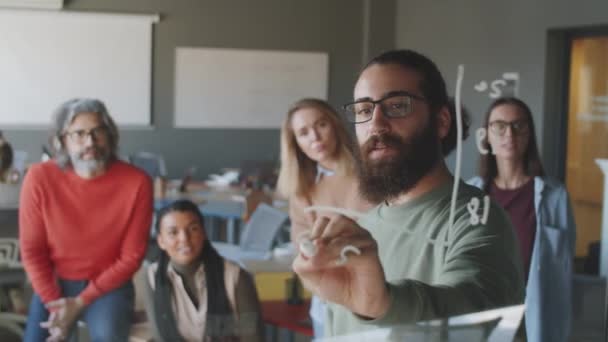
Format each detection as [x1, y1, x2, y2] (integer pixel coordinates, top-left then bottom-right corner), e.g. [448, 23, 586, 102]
[488, 120, 529, 136]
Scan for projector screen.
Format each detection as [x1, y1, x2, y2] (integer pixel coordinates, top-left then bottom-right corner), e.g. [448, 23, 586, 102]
[174, 47, 329, 129]
[0, 9, 158, 127]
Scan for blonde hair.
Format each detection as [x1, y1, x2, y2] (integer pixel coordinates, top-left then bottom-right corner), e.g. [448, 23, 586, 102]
[277, 98, 357, 199]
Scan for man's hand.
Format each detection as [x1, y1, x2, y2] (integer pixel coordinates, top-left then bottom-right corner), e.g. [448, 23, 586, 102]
[40, 296, 86, 341]
[40, 312, 65, 341]
[292, 215, 390, 319]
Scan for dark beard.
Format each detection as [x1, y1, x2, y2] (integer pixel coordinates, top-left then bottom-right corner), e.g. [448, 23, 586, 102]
[357, 119, 440, 203]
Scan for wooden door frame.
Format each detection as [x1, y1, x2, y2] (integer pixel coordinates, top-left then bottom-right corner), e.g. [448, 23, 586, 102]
[543, 26, 608, 181]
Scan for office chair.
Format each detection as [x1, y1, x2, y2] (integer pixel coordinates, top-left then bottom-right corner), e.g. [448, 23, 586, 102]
[212, 203, 288, 264]
[128, 152, 167, 179]
[0, 209, 18, 238]
[0, 312, 26, 341]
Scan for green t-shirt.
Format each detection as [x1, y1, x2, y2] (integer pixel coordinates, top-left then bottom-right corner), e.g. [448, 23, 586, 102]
[326, 180, 525, 337]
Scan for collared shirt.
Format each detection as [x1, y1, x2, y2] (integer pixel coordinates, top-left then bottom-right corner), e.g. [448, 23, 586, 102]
[165, 263, 208, 341]
[315, 164, 335, 183]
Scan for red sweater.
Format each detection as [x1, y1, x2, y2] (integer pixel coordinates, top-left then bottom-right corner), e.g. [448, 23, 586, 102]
[19, 160, 153, 305]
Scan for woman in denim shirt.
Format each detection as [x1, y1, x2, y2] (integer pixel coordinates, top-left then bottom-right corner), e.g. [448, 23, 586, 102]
[468, 97, 576, 342]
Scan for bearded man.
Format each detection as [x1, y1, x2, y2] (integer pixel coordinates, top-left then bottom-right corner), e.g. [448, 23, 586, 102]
[19, 98, 153, 341]
[293, 50, 525, 337]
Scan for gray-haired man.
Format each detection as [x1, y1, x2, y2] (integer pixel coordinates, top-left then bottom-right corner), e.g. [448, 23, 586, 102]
[20, 98, 153, 341]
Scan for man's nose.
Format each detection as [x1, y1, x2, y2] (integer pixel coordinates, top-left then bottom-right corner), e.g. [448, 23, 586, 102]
[368, 105, 390, 135]
[83, 133, 96, 146]
[177, 230, 189, 241]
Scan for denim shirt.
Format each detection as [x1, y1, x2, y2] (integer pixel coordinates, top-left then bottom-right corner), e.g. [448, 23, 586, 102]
[468, 176, 576, 342]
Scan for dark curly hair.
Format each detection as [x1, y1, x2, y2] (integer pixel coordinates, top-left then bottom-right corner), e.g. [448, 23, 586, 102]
[363, 50, 470, 156]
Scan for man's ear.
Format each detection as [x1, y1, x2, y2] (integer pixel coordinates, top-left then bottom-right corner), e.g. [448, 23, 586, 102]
[53, 136, 63, 150]
[437, 105, 451, 140]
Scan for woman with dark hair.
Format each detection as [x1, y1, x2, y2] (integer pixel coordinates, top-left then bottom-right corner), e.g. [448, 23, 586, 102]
[146, 200, 263, 341]
[0, 134, 20, 208]
[468, 97, 576, 342]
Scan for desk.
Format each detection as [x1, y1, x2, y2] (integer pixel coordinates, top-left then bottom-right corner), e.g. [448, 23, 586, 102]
[241, 256, 312, 302]
[262, 300, 312, 342]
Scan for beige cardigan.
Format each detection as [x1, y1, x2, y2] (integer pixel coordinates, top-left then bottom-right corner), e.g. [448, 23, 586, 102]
[145, 259, 263, 342]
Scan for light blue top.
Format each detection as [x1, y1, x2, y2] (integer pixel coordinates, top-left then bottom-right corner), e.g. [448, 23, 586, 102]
[468, 176, 576, 342]
[310, 164, 336, 332]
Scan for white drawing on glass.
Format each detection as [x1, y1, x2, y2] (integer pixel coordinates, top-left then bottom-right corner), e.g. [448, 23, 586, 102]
[467, 196, 491, 226]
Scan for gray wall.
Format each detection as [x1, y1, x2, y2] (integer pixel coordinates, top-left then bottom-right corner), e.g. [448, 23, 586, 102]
[3, 0, 395, 179]
[395, 0, 608, 179]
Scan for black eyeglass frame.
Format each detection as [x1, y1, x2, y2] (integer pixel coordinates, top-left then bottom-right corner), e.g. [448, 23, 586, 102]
[487, 120, 530, 136]
[63, 126, 108, 142]
[342, 91, 427, 124]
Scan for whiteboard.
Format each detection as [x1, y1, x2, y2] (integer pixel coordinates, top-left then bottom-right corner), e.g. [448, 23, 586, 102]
[0, 10, 158, 126]
[174, 47, 329, 129]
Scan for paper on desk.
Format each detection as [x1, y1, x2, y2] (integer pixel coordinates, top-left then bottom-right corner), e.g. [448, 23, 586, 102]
[207, 170, 240, 187]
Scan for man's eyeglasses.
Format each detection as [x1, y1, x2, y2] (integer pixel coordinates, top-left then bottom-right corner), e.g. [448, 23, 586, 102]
[343, 92, 426, 124]
[63, 126, 108, 143]
[488, 120, 529, 136]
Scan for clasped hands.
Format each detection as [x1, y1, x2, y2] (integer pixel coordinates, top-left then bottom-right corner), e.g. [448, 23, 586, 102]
[292, 212, 390, 319]
[40, 296, 85, 341]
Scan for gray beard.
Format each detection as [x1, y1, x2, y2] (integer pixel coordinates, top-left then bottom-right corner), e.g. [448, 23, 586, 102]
[69, 152, 109, 175]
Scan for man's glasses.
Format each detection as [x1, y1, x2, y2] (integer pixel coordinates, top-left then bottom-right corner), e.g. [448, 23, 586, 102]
[488, 120, 529, 136]
[343, 92, 426, 124]
[63, 126, 107, 143]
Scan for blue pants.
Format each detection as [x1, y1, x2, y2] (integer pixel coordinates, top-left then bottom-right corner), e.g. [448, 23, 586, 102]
[24, 279, 134, 342]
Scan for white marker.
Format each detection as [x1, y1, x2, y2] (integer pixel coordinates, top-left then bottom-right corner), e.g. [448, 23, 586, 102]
[336, 246, 361, 266]
[299, 238, 317, 258]
[300, 206, 366, 265]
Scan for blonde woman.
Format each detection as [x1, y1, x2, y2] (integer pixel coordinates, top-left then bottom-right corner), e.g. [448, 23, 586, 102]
[277, 98, 371, 337]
